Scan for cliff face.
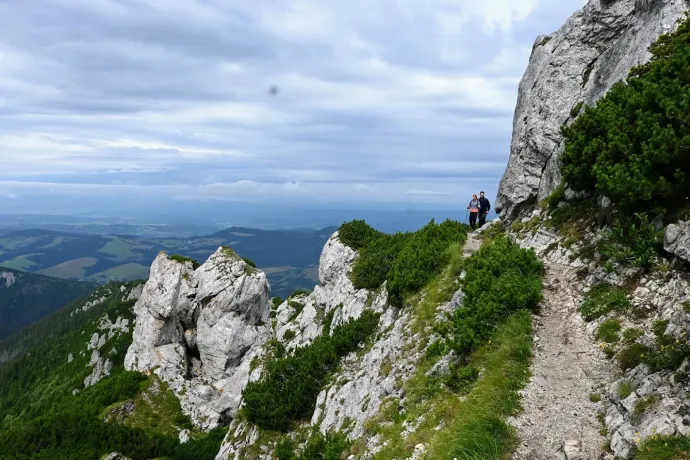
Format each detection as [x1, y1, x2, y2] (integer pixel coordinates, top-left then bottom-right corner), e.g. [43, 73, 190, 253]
[495, 0, 689, 221]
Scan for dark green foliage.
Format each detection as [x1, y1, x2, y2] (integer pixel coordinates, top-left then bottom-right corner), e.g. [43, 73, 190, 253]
[653, 320, 669, 338]
[242, 311, 380, 431]
[596, 319, 622, 343]
[618, 343, 651, 370]
[274, 432, 350, 460]
[168, 254, 201, 269]
[570, 101, 584, 118]
[560, 16, 690, 219]
[242, 257, 257, 268]
[289, 289, 312, 298]
[276, 437, 297, 460]
[446, 364, 479, 393]
[0, 267, 95, 339]
[322, 308, 337, 336]
[579, 284, 631, 321]
[598, 214, 663, 269]
[340, 219, 468, 307]
[287, 300, 305, 322]
[338, 220, 383, 250]
[300, 432, 350, 460]
[272, 297, 283, 308]
[387, 220, 468, 306]
[283, 329, 296, 341]
[448, 236, 543, 355]
[0, 289, 226, 460]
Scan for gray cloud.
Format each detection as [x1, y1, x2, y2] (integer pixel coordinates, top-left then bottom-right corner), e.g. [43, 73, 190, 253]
[0, 0, 584, 213]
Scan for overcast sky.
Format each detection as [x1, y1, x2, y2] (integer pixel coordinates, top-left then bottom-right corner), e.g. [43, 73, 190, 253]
[0, 0, 584, 216]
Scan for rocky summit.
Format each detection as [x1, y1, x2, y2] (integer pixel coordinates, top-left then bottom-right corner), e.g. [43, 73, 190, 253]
[125, 248, 272, 429]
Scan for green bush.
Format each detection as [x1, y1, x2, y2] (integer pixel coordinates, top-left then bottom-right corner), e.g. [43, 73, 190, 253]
[340, 219, 468, 306]
[596, 319, 622, 343]
[274, 432, 350, 460]
[560, 17, 690, 216]
[272, 297, 284, 309]
[618, 343, 651, 371]
[579, 284, 630, 321]
[637, 435, 690, 460]
[599, 214, 663, 269]
[448, 236, 543, 355]
[446, 364, 479, 393]
[168, 254, 201, 269]
[289, 289, 312, 298]
[616, 380, 635, 399]
[242, 311, 380, 431]
[622, 328, 644, 343]
[338, 220, 383, 250]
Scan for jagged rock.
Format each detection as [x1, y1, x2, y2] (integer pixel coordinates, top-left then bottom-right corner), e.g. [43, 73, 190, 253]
[103, 454, 132, 460]
[67, 353, 73, 363]
[664, 220, 690, 262]
[125, 248, 271, 429]
[0, 271, 16, 287]
[126, 284, 144, 301]
[496, 0, 688, 221]
[179, 429, 191, 444]
[84, 350, 113, 387]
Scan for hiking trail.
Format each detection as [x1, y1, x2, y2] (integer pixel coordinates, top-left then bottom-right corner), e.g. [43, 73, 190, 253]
[510, 261, 612, 460]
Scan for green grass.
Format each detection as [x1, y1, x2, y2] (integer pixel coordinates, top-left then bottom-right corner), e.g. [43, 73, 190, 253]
[39, 257, 99, 279]
[633, 395, 661, 418]
[426, 311, 533, 460]
[104, 376, 194, 438]
[589, 393, 601, 402]
[0, 253, 41, 270]
[636, 436, 690, 459]
[580, 284, 631, 321]
[90, 263, 150, 281]
[617, 380, 635, 399]
[97, 236, 141, 261]
[623, 328, 644, 344]
[596, 319, 622, 343]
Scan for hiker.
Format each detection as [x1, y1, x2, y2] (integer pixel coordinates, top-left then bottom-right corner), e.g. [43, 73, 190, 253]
[478, 191, 491, 228]
[467, 194, 480, 230]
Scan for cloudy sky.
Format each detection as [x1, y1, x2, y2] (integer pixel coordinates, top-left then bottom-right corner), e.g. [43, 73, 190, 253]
[0, 0, 584, 217]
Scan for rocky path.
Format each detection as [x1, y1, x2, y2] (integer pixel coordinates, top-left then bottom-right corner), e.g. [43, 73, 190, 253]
[510, 262, 611, 460]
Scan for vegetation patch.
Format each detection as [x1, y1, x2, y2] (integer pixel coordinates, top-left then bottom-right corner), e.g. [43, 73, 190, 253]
[242, 311, 380, 431]
[446, 236, 543, 355]
[275, 431, 351, 460]
[618, 343, 651, 371]
[339, 219, 468, 306]
[580, 284, 631, 321]
[636, 435, 690, 460]
[168, 254, 201, 269]
[616, 380, 635, 399]
[596, 319, 622, 343]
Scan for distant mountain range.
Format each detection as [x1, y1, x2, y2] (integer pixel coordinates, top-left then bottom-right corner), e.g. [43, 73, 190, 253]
[0, 226, 337, 299]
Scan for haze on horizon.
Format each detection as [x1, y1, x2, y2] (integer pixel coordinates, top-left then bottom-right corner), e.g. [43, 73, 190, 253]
[0, 0, 583, 218]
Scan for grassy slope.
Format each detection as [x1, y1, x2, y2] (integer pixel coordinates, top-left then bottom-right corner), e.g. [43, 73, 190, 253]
[355, 235, 536, 460]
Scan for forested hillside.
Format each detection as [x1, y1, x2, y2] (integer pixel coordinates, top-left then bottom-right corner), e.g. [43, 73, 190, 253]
[0, 267, 95, 339]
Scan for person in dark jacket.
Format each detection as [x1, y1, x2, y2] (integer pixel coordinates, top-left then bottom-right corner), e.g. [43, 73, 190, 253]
[478, 191, 491, 228]
[467, 194, 480, 230]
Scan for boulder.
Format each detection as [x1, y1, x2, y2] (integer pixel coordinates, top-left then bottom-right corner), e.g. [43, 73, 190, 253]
[664, 221, 690, 262]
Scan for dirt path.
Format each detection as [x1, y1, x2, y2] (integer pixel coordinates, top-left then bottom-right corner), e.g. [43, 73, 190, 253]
[510, 262, 611, 460]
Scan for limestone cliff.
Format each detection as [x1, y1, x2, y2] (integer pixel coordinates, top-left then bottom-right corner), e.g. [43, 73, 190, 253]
[496, 0, 688, 221]
[124, 248, 272, 429]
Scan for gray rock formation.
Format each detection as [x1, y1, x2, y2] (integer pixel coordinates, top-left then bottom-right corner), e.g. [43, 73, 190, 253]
[0, 271, 16, 288]
[496, 0, 689, 221]
[125, 248, 271, 429]
[664, 220, 690, 262]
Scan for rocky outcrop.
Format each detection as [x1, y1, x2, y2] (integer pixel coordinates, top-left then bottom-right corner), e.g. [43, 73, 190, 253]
[124, 248, 271, 429]
[664, 220, 690, 262]
[0, 271, 16, 288]
[496, 0, 689, 221]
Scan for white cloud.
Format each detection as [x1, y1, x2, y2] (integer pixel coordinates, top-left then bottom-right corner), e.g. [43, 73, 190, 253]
[0, 0, 585, 212]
